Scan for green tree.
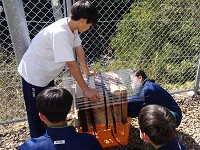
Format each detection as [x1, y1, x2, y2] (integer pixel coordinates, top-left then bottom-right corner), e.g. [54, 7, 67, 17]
[110, 0, 200, 84]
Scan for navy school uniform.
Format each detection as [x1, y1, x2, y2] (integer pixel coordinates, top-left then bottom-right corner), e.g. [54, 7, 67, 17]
[128, 78, 182, 126]
[18, 126, 103, 150]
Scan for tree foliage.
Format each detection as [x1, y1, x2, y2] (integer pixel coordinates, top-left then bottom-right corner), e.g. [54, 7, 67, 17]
[110, 0, 200, 84]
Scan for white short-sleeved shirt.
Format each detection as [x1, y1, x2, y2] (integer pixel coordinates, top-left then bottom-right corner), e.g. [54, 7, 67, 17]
[18, 18, 82, 87]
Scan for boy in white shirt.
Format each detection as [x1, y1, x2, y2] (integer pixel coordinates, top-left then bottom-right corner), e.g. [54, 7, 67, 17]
[18, 0, 100, 138]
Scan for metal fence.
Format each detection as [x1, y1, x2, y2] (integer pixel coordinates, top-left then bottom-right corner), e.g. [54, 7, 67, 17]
[0, 0, 199, 124]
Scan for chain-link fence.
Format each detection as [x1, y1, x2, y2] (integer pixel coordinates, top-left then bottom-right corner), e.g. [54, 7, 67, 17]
[0, 0, 200, 124]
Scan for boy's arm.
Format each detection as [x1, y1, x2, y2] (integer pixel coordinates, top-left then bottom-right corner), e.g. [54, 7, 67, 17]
[66, 61, 100, 102]
[75, 46, 97, 75]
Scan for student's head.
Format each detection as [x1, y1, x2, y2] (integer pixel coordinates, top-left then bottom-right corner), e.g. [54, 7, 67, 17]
[71, 0, 99, 31]
[36, 87, 73, 123]
[131, 70, 155, 84]
[135, 70, 147, 80]
[130, 70, 147, 88]
[138, 105, 177, 146]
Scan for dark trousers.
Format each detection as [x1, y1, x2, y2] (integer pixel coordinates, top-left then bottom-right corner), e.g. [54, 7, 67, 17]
[21, 77, 55, 138]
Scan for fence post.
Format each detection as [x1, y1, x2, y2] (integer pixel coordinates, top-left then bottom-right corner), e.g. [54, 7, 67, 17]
[66, 0, 73, 16]
[194, 54, 200, 94]
[51, 0, 63, 21]
[2, 0, 30, 66]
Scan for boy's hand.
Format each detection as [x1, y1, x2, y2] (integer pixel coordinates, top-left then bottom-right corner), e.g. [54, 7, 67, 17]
[83, 88, 100, 103]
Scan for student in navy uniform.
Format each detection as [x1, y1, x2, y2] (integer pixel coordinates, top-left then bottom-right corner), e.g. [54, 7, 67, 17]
[128, 70, 182, 127]
[18, 87, 103, 150]
[138, 104, 187, 150]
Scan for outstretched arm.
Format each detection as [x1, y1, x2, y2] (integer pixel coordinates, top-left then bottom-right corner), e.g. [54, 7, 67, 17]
[66, 61, 100, 102]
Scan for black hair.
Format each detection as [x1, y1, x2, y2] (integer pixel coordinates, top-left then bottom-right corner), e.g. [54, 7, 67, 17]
[71, 0, 99, 25]
[135, 70, 147, 79]
[36, 87, 73, 123]
[135, 70, 155, 83]
[138, 104, 177, 145]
